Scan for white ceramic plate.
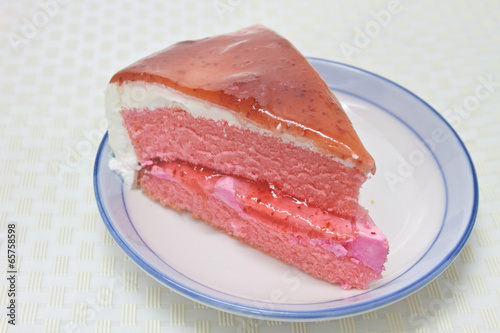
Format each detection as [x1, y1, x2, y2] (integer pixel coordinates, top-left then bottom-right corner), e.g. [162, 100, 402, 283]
[94, 58, 478, 321]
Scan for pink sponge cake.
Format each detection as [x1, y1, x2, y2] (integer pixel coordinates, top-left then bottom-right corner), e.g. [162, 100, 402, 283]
[105, 25, 388, 289]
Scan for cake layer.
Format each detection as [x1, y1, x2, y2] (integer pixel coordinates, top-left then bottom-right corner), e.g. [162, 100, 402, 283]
[105, 81, 357, 186]
[138, 160, 387, 289]
[109, 25, 375, 174]
[115, 98, 367, 218]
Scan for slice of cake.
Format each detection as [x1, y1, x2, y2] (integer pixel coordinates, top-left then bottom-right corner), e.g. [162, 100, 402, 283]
[105, 25, 388, 289]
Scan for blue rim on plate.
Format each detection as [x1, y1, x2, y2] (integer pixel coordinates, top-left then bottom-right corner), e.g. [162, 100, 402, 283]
[94, 58, 478, 320]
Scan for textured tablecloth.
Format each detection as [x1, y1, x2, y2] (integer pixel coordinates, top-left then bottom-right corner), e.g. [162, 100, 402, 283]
[1, 1, 499, 332]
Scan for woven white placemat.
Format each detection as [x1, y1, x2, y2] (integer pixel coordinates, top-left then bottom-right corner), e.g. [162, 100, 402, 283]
[1, 1, 499, 332]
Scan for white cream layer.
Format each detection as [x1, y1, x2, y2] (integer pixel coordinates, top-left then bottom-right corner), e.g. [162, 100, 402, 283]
[105, 81, 356, 188]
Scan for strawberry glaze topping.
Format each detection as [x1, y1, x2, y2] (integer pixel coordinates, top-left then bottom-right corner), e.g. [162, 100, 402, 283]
[110, 25, 375, 174]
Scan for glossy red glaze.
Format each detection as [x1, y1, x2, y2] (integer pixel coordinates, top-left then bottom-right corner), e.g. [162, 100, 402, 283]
[148, 160, 355, 242]
[110, 25, 375, 174]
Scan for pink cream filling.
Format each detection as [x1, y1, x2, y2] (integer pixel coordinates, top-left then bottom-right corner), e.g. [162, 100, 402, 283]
[148, 160, 387, 272]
